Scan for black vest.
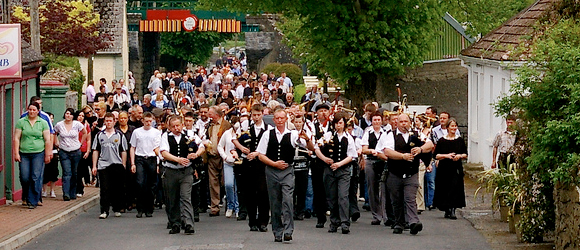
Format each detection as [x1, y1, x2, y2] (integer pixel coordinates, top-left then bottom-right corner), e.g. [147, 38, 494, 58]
[387, 132, 424, 177]
[367, 129, 382, 160]
[167, 133, 197, 166]
[265, 129, 294, 166]
[249, 123, 268, 152]
[329, 133, 349, 162]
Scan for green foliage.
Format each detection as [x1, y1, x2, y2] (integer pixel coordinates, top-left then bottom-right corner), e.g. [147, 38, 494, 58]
[261, 63, 281, 75]
[293, 83, 305, 103]
[495, 18, 580, 242]
[160, 32, 233, 66]
[444, 0, 536, 37]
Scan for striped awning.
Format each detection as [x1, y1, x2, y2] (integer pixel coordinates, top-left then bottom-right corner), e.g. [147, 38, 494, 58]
[139, 19, 242, 33]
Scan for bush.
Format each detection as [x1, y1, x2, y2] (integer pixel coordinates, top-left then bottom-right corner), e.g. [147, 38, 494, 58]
[261, 63, 304, 86]
[43, 53, 85, 108]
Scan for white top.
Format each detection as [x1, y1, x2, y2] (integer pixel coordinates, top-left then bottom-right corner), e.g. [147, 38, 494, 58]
[235, 84, 247, 100]
[317, 131, 358, 158]
[360, 126, 385, 146]
[148, 78, 161, 93]
[217, 128, 237, 164]
[282, 76, 293, 88]
[376, 129, 432, 152]
[55, 120, 85, 151]
[113, 93, 130, 106]
[195, 118, 210, 139]
[159, 131, 204, 168]
[256, 127, 307, 155]
[130, 127, 161, 157]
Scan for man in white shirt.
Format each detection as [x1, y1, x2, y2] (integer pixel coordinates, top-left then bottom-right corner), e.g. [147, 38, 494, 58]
[280, 72, 293, 93]
[85, 80, 96, 106]
[376, 113, 433, 235]
[159, 116, 204, 234]
[257, 108, 313, 242]
[129, 113, 161, 218]
[113, 84, 131, 111]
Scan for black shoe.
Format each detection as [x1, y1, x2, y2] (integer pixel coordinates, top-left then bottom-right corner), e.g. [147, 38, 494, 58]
[194, 215, 200, 222]
[328, 225, 338, 233]
[169, 225, 180, 234]
[294, 213, 304, 220]
[410, 222, 423, 235]
[418, 211, 422, 215]
[351, 212, 360, 222]
[362, 203, 370, 211]
[304, 210, 311, 219]
[237, 214, 247, 221]
[428, 205, 436, 211]
[145, 212, 153, 217]
[259, 225, 268, 232]
[384, 220, 395, 227]
[250, 226, 259, 231]
[450, 208, 457, 220]
[341, 225, 350, 234]
[209, 212, 220, 217]
[136, 212, 143, 218]
[283, 234, 292, 241]
[184, 225, 195, 234]
[393, 227, 403, 234]
[274, 236, 283, 242]
[63, 196, 71, 201]
[371, 220, 381, 225]
[404, 223, 410, 230]
[166, 222, 171, 229]
[316, 222, 325, 228]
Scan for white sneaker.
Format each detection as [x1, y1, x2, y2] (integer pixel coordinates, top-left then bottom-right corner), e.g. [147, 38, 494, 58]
[50, 191, 56, 198]
[225, 209, 233, 218]
[99, 213, 108, 219]
[326, 211, 331, 216]
[42, 191, 47, 197]
[114, 212, 122, 217]
[358, 197, 365, 202]
[77, 194, 83, 198]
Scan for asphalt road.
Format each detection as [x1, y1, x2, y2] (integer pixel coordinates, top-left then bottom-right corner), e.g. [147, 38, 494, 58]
[21, 204, 491, 250]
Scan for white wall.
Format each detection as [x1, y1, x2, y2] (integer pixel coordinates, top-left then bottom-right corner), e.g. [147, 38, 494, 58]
[78, 55, 123, 106]
[460, 56, 522, 169]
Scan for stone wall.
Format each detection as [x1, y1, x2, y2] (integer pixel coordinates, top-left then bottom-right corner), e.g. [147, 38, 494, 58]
[93, 0, 124, 54]
[554, 185, 580, 250]
[376, 59, 468, 127]
[245, 15, 298, 72]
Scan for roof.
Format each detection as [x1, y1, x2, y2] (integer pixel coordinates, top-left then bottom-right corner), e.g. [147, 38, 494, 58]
[460, 0, 555, 61]
[22, 40, 43, 65]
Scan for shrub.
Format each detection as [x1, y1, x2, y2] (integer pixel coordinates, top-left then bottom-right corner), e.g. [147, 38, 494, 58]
[261, 63, 304, 86]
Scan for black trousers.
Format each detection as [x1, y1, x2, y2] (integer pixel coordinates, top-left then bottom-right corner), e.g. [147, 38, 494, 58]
[349, 163, 360, 217]
[294, 169, 308, 216]
[76, 152, 91, 195]
[135, 156, 157, 213]
[98, 164, 125, 214]
[234, 163, 248, 217]
[311, 159, 328, 224]
[245, 159, 270, 227]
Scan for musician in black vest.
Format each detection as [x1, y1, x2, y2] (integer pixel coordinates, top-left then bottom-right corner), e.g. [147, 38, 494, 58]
[233, 104, 271, 232]
[361, 111, 387, 225]
[290, 114, 312, 221]
[257, 108, 314, 243]
[159, 116, 205, 234]
[314, 111, 358, 234]
[377, 113, 433, 235]
[310, 103, 332, 228]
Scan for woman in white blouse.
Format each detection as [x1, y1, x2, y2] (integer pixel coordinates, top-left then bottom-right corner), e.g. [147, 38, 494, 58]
[55, 108, 88, 201]
[217, 126, 240, 218]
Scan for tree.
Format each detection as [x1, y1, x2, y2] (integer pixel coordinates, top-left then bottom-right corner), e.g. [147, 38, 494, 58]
[160, 31, 233, 69]
[199, 0, 444, 107]
[11, 0, 111, 57]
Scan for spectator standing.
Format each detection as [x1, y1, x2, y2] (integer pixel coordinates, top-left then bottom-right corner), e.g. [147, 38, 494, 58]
[55, 108, 87, 201]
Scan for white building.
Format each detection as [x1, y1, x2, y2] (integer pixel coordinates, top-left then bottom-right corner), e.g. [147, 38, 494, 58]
[459, 0, 552, 168]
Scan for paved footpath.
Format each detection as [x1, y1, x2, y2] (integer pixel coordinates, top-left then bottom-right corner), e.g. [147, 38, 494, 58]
[0, 187, 99, 250]
[16, 199, 491, 250]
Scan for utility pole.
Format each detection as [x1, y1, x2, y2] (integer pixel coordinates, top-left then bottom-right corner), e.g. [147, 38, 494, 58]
[30, 0, 40, 53]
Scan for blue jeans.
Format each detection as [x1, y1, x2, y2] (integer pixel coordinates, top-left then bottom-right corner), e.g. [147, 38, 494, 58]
[424, 161, 437, 207]
[59, 149, 82, 199]
[19, 151, 45, 206]
[223, 163, 239, 212]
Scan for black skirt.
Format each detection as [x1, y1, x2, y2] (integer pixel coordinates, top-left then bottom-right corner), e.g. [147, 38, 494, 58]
[43, 153, 60, 184]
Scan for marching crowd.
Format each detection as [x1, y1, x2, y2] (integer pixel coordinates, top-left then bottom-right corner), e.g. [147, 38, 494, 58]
[14, 57, 517, 243]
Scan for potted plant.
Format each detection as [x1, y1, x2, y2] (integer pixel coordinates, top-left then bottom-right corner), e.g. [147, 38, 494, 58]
[475, 160, 520, 223]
